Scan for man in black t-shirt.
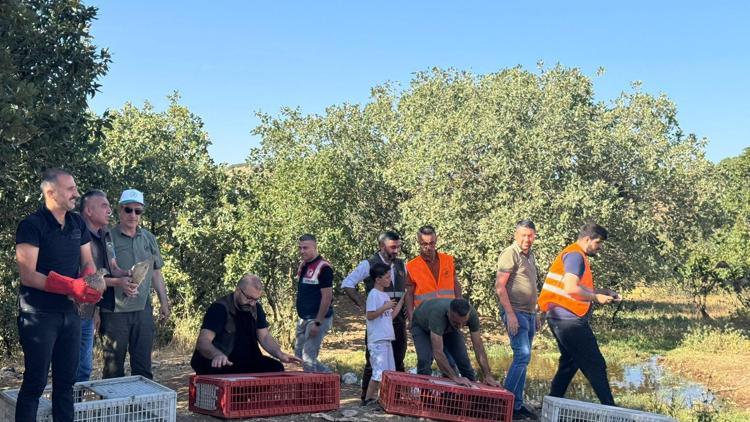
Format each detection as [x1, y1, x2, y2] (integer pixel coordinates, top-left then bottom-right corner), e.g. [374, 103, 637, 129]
[190, 274, 302, 375]
[15, 168, 103, 422]
[294, 234, 333, 372]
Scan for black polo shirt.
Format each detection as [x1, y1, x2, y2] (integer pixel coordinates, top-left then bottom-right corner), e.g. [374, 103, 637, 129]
[15, 206, 91, 312]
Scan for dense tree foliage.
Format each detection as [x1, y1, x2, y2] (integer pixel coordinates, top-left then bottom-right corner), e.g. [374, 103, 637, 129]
[370, 67, 714, 314]
[0, 0, 746, 355]
[0, 0, 109, 353]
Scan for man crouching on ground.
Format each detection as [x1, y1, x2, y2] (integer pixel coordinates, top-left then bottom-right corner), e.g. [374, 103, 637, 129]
[190, 274, 302, 374]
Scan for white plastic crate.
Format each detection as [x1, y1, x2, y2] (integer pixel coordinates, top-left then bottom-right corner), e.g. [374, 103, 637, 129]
[541, 396, 675, 422]
[0, 375, 176, 422]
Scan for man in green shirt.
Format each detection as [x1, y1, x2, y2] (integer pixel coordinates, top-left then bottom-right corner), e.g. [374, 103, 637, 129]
[99, 189, 171, 379]
[495, 219, 540, 419]
[411, 298, 499, 387]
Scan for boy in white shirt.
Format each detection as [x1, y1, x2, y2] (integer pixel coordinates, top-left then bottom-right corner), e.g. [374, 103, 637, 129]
[364, 262, 405, 404]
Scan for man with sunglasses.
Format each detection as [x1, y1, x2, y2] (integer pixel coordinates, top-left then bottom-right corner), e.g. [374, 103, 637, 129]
[99, 189, 171, 379]
[191, 274, 302, 375]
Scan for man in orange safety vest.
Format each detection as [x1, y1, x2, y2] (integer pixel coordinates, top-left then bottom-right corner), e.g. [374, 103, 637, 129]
[405, 225, 462, 323]
[538, 222, 622, 406]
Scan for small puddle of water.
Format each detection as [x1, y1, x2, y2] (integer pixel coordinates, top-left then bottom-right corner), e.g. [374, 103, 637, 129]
[488, 354, 717, 410]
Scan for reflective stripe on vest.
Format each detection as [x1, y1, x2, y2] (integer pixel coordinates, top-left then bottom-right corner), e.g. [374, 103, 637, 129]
[297, 258, 331, 285]
[407, 252, 456, 308]
[537, 243, 594, 317]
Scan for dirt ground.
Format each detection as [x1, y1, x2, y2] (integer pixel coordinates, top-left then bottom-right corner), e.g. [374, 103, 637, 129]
[665, 351, 750, 411]
[158, 295, 518, 421]
[0, 294, 523, 421]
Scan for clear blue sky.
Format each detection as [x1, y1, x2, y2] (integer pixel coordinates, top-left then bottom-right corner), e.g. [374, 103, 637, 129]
[88, 1, 749, 164]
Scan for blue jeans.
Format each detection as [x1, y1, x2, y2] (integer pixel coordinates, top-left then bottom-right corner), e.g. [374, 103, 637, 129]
[16, 311, 80, 422]
[502, 311, 536, 410]
[76, 317, 95, 382]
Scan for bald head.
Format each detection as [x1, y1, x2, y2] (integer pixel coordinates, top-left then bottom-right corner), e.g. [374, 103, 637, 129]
[234, 274, 263, 311]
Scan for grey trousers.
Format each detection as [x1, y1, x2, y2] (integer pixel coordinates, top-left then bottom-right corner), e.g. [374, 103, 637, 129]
[99, 305, 155, 379]
[294, 315, 333, 372]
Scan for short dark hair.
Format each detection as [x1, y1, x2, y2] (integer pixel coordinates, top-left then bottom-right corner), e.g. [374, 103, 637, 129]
[79, 190, 107, 212]
[369, 262, 390, 280]
[417, 225, 436, 236]
[378, 231, 401, 245]
[40, 168, 72, 191]
[298, 234, 317, 242]
[578, 223, 608, 241]
[515, 219, 536, 231]
[449, 298, 471, 317]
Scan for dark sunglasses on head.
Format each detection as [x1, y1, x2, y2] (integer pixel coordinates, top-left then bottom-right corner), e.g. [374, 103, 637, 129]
[123, 206, 144, 215]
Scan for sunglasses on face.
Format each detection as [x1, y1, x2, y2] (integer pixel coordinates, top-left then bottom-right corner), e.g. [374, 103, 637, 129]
[123, 206, 144, 215]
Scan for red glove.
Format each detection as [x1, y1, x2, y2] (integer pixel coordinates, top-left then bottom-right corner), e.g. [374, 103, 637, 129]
[79, 266, 96, 278]
[45, 271, 102, 303]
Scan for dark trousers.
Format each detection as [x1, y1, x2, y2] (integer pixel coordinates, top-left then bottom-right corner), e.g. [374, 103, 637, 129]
[16, 311, 81, 422]
[99, 306, 155, 379]
[361, 315, 406, 400]
[194, 355, 285, 375]
[411, 324, 476, 381]
[548, 317, 615, 406]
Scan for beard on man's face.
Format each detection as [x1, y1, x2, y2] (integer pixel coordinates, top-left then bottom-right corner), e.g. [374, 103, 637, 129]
[234, 298, 255, 312]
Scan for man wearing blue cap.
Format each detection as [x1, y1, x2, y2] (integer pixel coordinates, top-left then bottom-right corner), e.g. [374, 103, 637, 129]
[99, 189, 171, 379]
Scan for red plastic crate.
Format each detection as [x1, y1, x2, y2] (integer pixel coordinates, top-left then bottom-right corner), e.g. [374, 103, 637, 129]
[188, 372, 339, 419]
[379, 371, 514, 422]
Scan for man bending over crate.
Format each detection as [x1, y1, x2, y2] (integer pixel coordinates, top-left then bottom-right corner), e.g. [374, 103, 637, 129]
[190, 274, 302, 374]
[411, 298, 500, 388]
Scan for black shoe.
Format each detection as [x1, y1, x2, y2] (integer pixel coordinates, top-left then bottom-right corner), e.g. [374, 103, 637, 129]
[512, 405, 536, 420]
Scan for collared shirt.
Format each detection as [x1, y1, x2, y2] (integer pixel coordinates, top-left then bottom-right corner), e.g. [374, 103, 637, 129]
[15, 205, 91, 313]
[496, 242, 538, 313]
[87, 225, 114, 273]
[341, 252, 407, 289]
[100, 224, 163, 313]
[79, 225, 114, 319]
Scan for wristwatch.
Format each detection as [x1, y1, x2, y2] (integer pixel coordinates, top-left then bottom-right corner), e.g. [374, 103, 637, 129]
[313, 320, 321, 327]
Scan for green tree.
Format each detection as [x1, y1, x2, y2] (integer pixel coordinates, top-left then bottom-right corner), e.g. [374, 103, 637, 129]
[225, 105, 401, 347]
[368, 66, 713, 315]
[715, 148, 750, 310]
[0, 0, 109, 355]
[96, 96, 227, 343]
